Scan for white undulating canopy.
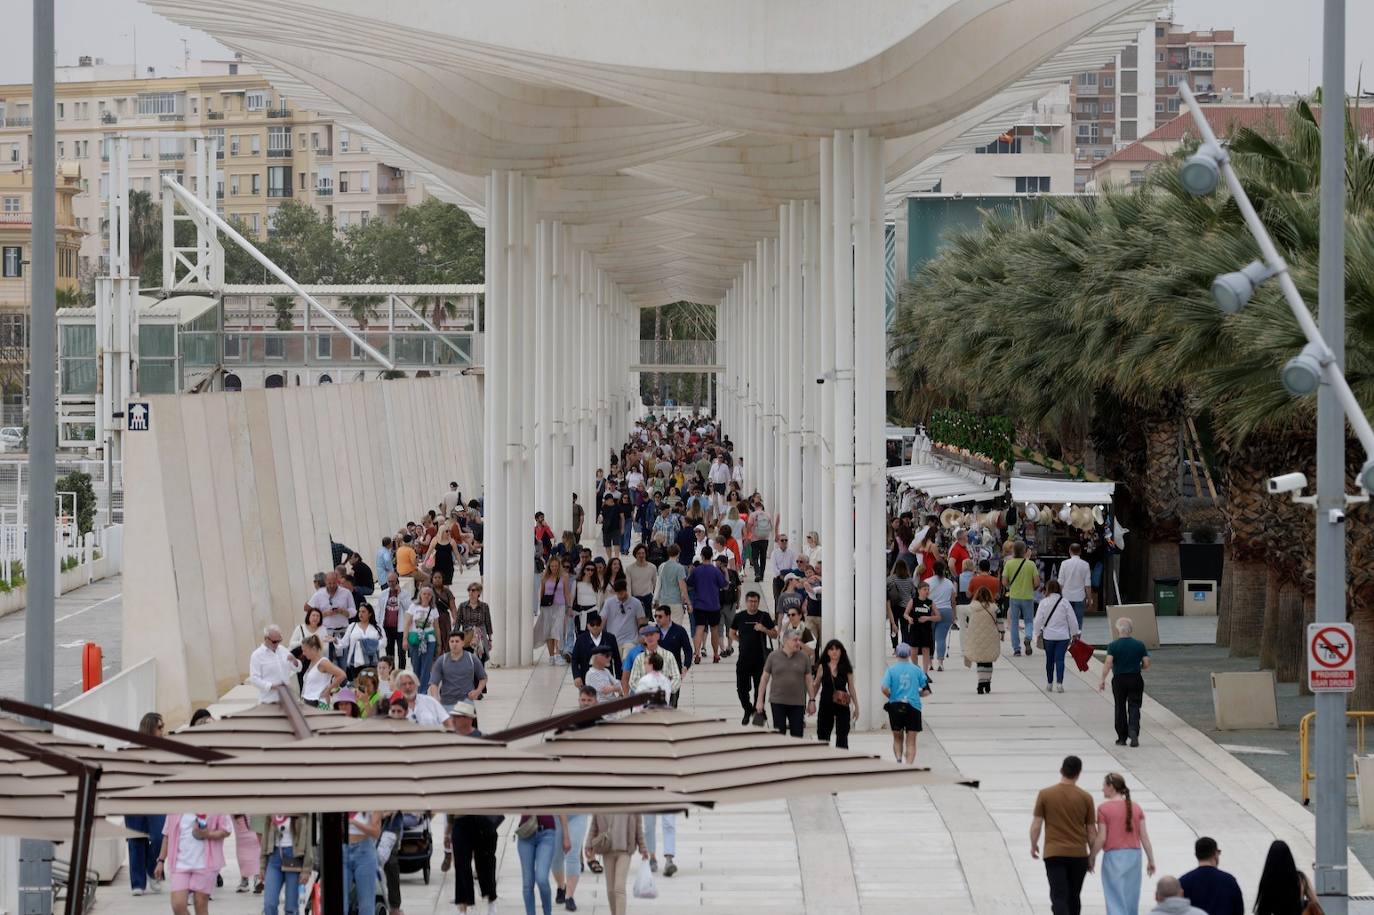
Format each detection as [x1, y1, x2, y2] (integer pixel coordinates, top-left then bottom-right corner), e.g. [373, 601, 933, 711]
[146, 0, 1160, 307]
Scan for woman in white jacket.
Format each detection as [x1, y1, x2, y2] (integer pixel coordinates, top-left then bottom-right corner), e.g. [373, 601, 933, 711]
[339, 603, 387, 678]
[1032, 581, 1080, 693]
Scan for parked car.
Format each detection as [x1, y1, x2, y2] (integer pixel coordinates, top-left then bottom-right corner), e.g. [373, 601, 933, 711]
[0, 427, 23, 451]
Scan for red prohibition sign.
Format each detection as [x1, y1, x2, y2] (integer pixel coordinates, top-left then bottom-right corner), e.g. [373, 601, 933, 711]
[1312, 626, 1353, 669]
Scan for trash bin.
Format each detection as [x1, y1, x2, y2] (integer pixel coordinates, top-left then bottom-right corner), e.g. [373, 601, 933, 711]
[1153, 577, 1180, 616]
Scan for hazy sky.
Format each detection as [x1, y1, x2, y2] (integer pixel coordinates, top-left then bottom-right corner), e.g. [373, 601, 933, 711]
[2, 0, 1371, 95]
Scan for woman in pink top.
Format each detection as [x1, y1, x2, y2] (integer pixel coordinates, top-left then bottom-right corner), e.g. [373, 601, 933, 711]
[1089, 773, 1156, 915]
[155, 813, 232, 915]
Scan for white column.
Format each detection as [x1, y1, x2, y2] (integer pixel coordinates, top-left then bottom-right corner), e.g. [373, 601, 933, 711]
[784, 200, 804, 545]
[818, 140, 837, 646]
[534, 220, 552, 525]
[517, 173, 537, 665]
[829, 133, 855, 649]
[483, 169, 510, 665]
[801, 199, 821, 547]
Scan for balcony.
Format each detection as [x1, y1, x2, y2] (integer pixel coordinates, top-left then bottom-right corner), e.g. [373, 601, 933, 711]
[267, 148, 292, 158]
[100, 112, 117, 124]
[158, 113, 185, 122]
[159, 151, 185, 160]
[267, 109, 292, 118]
[2, 117, 32, 128]
[1189, 56, 1215, 71]
[0, 212, 32, 226]
[207, 111, 225, 120]
[267, 187, 293, 198]
[313, 148, 332, 158]
[314, 186, 333, 197]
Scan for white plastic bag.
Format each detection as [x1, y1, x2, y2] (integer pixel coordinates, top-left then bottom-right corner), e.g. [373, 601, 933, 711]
[632, 860, 659, 899]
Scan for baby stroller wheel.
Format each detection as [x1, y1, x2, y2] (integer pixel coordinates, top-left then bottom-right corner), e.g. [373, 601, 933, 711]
[423, 865, 430, 884]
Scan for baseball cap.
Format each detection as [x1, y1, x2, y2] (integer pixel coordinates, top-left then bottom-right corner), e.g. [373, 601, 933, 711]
[694, 524, 706, 532]
[639, 623, 659, 636]
[448, 700, 478, 719]
[895, 643, 912, 658]
[783, 572, 801, 582]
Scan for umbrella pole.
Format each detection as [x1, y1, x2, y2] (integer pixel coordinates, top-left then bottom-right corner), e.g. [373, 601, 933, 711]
[64, 767, 100, 915]
[320, 812, 344, 915]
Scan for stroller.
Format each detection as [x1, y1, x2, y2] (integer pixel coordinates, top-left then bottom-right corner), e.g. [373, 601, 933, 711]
[395, 812, 434, 884]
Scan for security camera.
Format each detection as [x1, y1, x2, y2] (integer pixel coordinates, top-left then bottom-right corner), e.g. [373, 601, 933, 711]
[1267, 472, 1308, 495]
[1329, 509, 1347, 525]
[815, 376, 826, 385]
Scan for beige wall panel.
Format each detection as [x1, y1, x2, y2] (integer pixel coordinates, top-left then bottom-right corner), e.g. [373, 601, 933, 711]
[388, 381, 418, 515]
[362, 383, 391, 552]
[326, 383, 365, 552]
[304, 386, 345, 555]
[347, 385, 381, 559]
[177, 396, 241, 696]
[201, 395, 257, 659]
[233, 392, 286, 631]
[282, 387, 329, 591]
[371, 382, 401, 537]
[121, 400, 194, 725]
[264, 390, 308, 609]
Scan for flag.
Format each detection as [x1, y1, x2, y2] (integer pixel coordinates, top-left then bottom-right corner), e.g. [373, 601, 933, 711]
[1033, 128, 1051, 146]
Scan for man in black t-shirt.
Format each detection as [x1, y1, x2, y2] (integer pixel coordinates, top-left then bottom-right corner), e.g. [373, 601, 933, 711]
[729, 590, 778, 725]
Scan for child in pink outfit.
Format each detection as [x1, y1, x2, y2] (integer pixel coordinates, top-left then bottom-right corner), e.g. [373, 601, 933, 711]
[156, 813, 232, 913]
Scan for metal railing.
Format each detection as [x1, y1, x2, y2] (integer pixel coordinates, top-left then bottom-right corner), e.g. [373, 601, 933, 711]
[2, 116, 33, 127]
[638, 339, 717, 366]
[207, 111, 225, 120]
[267, 109, 292, 118]
[1299, 710, 1374, 804]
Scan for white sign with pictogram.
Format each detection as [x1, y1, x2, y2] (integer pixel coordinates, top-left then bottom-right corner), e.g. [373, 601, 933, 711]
[1308, 622, 1356, 692]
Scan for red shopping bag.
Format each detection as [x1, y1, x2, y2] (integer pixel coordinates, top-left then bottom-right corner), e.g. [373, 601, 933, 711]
[1069, 638, 1095, 672]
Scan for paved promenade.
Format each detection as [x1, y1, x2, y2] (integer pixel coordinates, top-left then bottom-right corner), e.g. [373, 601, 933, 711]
[85, 579, 1373, 914]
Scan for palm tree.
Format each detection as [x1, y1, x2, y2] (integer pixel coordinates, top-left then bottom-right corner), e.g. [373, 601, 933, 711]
[341, 294, 384, 330]
[54, 286, 86, 308]
[268, 295, 295, 331]
[411, 294, 458, 329]
[126, 189, 160, 278]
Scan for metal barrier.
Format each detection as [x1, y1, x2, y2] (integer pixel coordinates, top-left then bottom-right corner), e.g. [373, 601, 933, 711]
[1299, 710, 1374, 804]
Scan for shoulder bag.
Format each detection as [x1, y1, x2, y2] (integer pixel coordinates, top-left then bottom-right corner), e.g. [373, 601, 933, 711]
[1000, 559, 1030, 619]
[1034, 596, 1064, 651]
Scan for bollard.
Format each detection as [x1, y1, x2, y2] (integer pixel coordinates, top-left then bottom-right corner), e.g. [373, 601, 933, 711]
[81, 642, 103, 691]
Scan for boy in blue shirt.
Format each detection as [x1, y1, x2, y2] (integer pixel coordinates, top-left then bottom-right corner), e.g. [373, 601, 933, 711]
[881, 643, 931, 766]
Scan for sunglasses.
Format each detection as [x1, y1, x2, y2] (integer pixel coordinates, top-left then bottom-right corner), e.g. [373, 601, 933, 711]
[269, 637, 282, 645]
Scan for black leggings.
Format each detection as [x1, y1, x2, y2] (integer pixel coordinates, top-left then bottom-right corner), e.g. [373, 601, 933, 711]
[816, 700, 850, 749]
[736, 666, 763, 713]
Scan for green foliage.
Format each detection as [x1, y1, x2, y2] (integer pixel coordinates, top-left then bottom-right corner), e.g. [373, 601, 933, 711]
[55, 286, 88, 308]
[268, 295, 295, 331]
[927, 408, 1014, 466]
[341, 294, 385, 329]
[56, 470, 97, 537]
[259, 201, 344, 283]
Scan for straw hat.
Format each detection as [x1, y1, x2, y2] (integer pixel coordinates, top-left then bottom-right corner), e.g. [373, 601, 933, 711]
[984, 509, 1004, 529]
[1069, 505, 1095, 531]
[1024, 503, 1040, 523]
[940, 508, 964, 529]
[1057, 504, 1073, 523]
[1092, 505, 1106, 526]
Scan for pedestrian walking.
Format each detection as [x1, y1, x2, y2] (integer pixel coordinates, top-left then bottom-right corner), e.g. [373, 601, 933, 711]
[1253, 840, 1316, 915]
[403, 586, 441, 690]
[886, 559, 916, 651]
[1099, 617, 1150, 747]
[901, 579, 936, 673]
[553, 813, 590, 910]
[124, 713, 167, 897]
[731, 590, 776, 725]
[154, 813, 232, 915]
[258, 814, 313, 915]
[1178, 837, 1244, 915]
[962, 586, 1003, 694]
[1090, 773, 1156, 915]
[517, 815, 560, 915]
[298, 635, 345, 706]
[756, 629, 814, 737]
[924, 561, 957, 671]
[1059, 543, 1092, 627]
[586, 814, 648, 915]
[1148, 877, 1209, 915]
[810, 639, 858, 749]
[536, 557, 574, 666]
[1034, 581, 1080, 692]
[449, 814, 500, 915]
[1030, 755, 1097, 915]
[344, 812, 381, 915]
[1002, 540, 1040, 656]
[881, 643, 930, 765]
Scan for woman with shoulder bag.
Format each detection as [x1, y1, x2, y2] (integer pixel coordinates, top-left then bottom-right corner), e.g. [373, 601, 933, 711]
[962, 586, 1004, 694]
[258, 814, 314, 915]
[289, 608, 327, 689]
[535, 558, 573, 666]
[339, 603, 385, 680]
[403, 587, 441, 692]
[1033, 581, 1080, 692]
[585, 814, 648, 915]
[810, 639, 858, 749]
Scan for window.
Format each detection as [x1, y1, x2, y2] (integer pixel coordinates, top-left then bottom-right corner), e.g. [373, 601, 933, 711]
[159, 137, 182, 158]
[1075, 124, 1099, 142]
[1156, 51, 1165, 63]
[360, 212, 370, 227]
[223, 335, 242, 359]
[360, 171, 370, 192]
[2, 197, 18, 213]
[268, 125, 291, 154]
[1103, 76, 1114, 88]
[210, 127, 224, 158]
[1077, 73, 1097, 87]
[245, 90, 268, 111]
[248, 213, 260, 234]
[61, 325, 97, 395]
[300, 172, 307, 191]
[316, 334, 332, 359]
[137, 92, 179, 115]
[299, 132, 307, 150]
[338, 129, 349, 152]
[1167, 97, 1181, 112]
[1103, 100, 1115, 114]
[311, 132, 319, 150]
[251, 174, 261, 195]
[2, 247, 21, 277]
[1167, 73, 1186, 87]
[338, 172, 350, 193]
[250, 135, 261, 155]
[190, 96, 197, 114]
[57, 141, 64, 158]
[1129, 169, 1146, 185]
[230, 135, 240, 156]
[230, 174, 240, 195]
[267, 166, 291, 197]
[1155, 99, 1166, 113]
[976, 135, 1021, 154]
[1155, 76, 1165, 88]
[265, 335, 285, 358]
[56, 102, 64, 119]
[1014, 176, 1051, 194]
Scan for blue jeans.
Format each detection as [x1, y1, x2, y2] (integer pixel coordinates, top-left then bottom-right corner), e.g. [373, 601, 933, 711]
[1043, 638, 1069, 685]
[517, 827, 556, 915]
[1070, 600, 1085, 628]
[620, 522, 634, 553]
[409, 641, 436, 692]
[263, 848, 299, 915]
[342, 839, 377, 915]
[124, 814, 164, 890]
[933, 606, 954, 660]
[551, 814, 588, 880]
[1009, 599, 1035, 648]
[643, 813, 676, 857]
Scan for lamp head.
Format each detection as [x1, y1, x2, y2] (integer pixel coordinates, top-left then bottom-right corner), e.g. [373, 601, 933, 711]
[1180, 143, 1224, 196]
[1280, 342, 1325, 396]
[1211, 260, 1271, 315]
[1361, 457, 1374, 494]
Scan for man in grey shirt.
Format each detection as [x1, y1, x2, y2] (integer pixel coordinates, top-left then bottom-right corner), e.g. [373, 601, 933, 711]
[428, 632, 488, 706]
[600, 580, 646, 660]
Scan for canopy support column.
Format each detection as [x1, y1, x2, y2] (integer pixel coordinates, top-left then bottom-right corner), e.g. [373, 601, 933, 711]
[784, 201, 804, 546]
[818, 139, 837, 646]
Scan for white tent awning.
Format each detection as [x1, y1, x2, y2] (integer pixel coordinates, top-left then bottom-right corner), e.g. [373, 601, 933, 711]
[1010, 477, 1115, 506]
[888, 465, 1002, 503]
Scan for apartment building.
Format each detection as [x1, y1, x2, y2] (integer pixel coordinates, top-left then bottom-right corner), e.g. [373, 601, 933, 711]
[920, 85, 1074, 196]
[0, 56, 424, 277]
[1070, 17, 1245, 191]
[0, 163, 83, 412]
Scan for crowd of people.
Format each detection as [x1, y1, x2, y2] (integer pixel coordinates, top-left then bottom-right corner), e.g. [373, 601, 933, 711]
[123, 411, 1302, 915]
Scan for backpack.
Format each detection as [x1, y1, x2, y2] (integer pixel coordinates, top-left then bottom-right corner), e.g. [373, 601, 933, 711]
[752, 513, 773, 540]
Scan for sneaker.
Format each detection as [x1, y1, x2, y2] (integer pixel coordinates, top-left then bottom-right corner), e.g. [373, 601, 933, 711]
[237, 878, 250, 893]
[663, 858, 678, 877]
[1129, 737, 1140, 748]
[721, 647, 734, 658]
[649, 856, 658, 873]
[1023, 639, 1033, 656]
[565, 898, 577, 912]
[556, 887, 566, 904]
[486, 901, 499, 915]
[1013, 650, 1022, 657]
[741, 711, 752, 725]
[131, 889, 144, 897]
[1115, 738, 1127, 746]
[149, 880, 163, 894]
[1055, 684, 1065, 693]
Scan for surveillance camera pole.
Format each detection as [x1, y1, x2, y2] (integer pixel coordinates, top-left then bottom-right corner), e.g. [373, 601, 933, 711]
[1313, 2, 1348, 912]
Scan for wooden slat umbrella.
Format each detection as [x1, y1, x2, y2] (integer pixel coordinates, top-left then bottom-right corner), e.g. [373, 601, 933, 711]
[100, 717, 707, 816]
[536, 707, 979, 804]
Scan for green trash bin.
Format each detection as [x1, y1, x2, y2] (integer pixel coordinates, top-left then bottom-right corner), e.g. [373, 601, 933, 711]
[1153, 577, 1180, 616]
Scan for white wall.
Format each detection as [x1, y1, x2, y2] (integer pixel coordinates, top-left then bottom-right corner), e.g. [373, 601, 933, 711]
[122, 375, 482, 724]
[936, 150, 1077, 196]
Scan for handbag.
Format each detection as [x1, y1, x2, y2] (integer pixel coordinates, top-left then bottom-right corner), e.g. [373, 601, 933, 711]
[1034, 596, 1065, 651]
[515, 816, 538, 839]
[1068, 637, 1095, 671]
[832, 689, 851, 707]
[750, 710, 768, 727]
[585, 830, 613, 855]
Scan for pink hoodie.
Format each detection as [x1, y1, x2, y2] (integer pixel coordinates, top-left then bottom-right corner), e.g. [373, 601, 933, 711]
[161, 813, 232, 874]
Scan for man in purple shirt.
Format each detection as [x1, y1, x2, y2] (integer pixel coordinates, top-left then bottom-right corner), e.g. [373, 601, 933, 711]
[686, 545, 728, 663]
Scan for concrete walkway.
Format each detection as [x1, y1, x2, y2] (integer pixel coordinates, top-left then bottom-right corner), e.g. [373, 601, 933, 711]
[0, 575, 122, 706]
[88, 589, 1373, 915]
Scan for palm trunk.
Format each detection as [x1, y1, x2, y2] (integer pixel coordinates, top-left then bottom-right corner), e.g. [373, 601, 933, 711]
[1258, 568, 1283, 670]
[1228, 560, 1267, 657]
[1271, 582, 1305, 683]
[1216, 550, 1235, 647]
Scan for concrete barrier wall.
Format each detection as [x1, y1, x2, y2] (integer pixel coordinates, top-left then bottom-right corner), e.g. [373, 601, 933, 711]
[123, 376, 483, 724]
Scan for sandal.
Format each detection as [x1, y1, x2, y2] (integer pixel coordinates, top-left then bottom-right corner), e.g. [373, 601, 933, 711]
[587, 859, 604, 874]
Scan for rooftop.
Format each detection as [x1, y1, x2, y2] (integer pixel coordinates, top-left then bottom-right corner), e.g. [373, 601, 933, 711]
[1145, 104, 1374, 142]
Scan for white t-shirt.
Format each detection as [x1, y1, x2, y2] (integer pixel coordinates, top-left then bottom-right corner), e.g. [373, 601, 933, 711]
[635, 671, 673, 696]
[1057, 556, 1091, 602]
[309, 586, 356, 631]
[586, 666, 621, 702]
[709, 462, 730, 485]
[924, 575, 956, 611]
[407, 603, 439, 632]
[408, 693, 449, 727]
[175, 815, 208, 871]
[626, 470, 645, 490]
